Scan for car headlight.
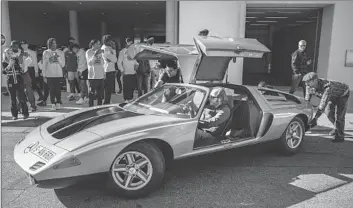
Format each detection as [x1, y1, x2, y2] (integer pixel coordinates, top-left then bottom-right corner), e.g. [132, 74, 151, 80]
[52, 155, 81, 170]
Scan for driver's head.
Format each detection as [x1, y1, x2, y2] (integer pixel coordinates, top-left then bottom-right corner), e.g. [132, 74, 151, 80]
[165, 59, 178, 77]
[209, 87, 227, 108]
[162, 86, 177, 102]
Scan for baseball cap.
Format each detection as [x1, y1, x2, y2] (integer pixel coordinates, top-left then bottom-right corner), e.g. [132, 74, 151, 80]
[20, 40, 28, 45]
[302, 72, 318, 82]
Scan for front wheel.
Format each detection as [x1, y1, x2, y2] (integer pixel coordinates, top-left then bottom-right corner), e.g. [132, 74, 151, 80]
[108, 141, 166, 198]
[277, 117, 305, 155]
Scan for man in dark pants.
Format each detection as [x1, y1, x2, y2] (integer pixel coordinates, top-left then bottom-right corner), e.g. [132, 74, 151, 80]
[2, 41, 29, 119]
[21, 40, 43, 102]
[136, 37, 154, 96]
[289, 40, 312, 96]
[304, 72, 350, 143]
[101, 35, 117, 104]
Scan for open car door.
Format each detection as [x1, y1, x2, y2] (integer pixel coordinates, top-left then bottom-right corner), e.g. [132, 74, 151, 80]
[133, 36, 270, 84]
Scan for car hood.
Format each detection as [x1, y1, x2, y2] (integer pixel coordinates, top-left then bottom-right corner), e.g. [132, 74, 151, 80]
[40, 105, 188, 151]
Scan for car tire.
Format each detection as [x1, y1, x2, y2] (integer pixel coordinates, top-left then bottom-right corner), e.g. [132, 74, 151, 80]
[108, 141, 166, 198]
[277, 117, 305, 156]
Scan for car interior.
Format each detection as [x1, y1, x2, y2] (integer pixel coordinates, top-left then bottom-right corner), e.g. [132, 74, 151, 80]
[194, 85, 263, 149]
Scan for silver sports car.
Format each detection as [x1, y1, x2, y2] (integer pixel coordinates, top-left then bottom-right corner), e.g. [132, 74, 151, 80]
[14, 36, 314, 198]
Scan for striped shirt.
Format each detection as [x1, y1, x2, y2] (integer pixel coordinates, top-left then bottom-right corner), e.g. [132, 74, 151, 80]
[305, 79, 349, 110]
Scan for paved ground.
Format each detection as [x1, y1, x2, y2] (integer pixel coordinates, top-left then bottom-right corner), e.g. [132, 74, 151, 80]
[1, 89, 353, 208]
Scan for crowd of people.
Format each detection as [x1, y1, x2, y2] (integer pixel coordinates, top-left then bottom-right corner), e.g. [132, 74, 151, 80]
[1, 33, 183, 120]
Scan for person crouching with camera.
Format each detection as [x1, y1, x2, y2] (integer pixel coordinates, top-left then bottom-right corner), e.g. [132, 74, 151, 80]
[2, 41, 31, 120]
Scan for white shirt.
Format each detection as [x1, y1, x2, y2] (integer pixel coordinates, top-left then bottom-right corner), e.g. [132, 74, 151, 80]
[23, 49, 38, 73]
[117, 48, 139, 75]
[42, 49, 65, 78]
[101, 45, 117, 73]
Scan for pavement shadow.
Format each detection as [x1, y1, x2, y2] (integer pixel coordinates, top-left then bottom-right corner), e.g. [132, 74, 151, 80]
[1, 116, 53, 127]
[54, 136, 353, 208]
[309, 125, 353, 138]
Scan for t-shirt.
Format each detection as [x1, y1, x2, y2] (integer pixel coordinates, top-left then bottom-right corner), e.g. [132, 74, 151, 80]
[160, 70, 182, 84]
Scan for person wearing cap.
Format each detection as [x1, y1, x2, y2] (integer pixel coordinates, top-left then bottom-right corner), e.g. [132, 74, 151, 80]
[2, 40, 31, 119]
[101, 34, 118, 104]
[195, 87, 231, 147]
[117, 38, 139, 102]
[303, 72, 350, 142]
[42, 38, 65, 110]
[289, 40, 312, 96]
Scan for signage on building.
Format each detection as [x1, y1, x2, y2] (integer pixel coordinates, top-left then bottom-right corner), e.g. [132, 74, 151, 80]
[345, 49, 353, 67]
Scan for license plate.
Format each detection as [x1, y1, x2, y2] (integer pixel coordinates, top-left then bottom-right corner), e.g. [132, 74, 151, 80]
[25, 172, 35, 185]
[30, 145, 56, 162]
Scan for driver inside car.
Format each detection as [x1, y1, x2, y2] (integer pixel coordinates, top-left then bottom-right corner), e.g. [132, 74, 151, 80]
[195, 87, 231, 147]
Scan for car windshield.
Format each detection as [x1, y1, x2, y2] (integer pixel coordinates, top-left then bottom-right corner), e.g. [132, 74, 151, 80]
[123, 85, 207, 119]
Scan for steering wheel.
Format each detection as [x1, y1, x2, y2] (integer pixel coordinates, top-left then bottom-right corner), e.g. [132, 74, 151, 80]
[178, 102, 196, 117]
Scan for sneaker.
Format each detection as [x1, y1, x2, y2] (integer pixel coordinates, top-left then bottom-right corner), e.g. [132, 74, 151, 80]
[31, 106, 37, 112]
[56, 103, 61, 110]
[67, 93, 74, 98]
[13, 117, 18, 120]
[76, 98, 84, 105]
[23, 115, 29, 120]
[37, 101, 47, 106]
[332, 138, 345, 143]
[51, 104, 57, 110]
[329, 129, 336, 136]
[69, 96, 76, 101]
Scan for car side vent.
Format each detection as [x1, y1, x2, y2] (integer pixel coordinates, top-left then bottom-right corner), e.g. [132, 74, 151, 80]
[29, 161, 46, 171]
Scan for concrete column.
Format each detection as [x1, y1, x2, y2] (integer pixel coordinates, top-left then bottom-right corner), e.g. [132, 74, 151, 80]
[317, 2, 353, 110]
[101, 21, 107, 37]
[178, 1, 246, 84]
[69, 10, 79, 44]
[2, 1, 11, 88]
[1, 1, 11, 47]
[166, 0, 178, 44]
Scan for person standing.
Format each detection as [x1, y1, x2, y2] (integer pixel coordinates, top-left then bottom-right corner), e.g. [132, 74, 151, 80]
[117, 38, 139, 102]
[1, 34, 10, 96]
[64, 44, 80, 101]
[101, 35, 117, 104]
[289, 40, 312, 96]
[303, 72, 350, 143]
[37, 54, 50, 106]
[136, 38, 153, 97]
[21, 40, 44, 102]
[86, 39, 105, 107]
[2, 40, 30, 119]
[42, 38, 65, 110]
[72, 44, 88, 104]
[20, 41, 37, 112]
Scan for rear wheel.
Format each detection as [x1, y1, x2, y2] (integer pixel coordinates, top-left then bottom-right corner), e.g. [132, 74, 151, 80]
[108, 141, 165, 198]
[278, 117, 305, 155]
